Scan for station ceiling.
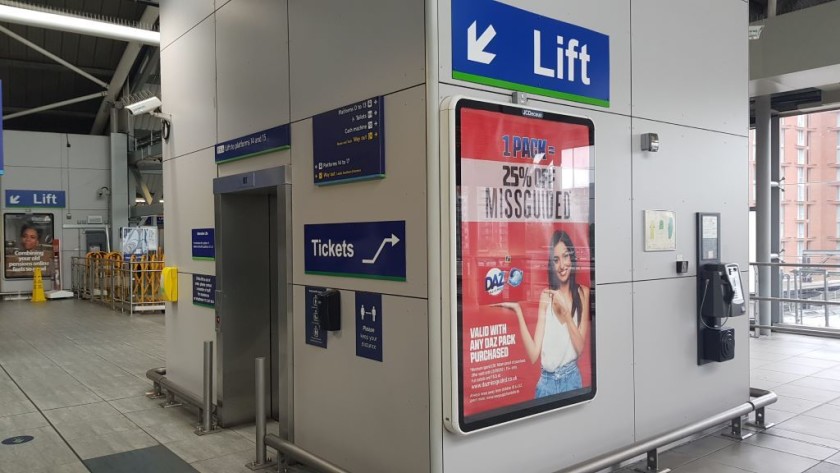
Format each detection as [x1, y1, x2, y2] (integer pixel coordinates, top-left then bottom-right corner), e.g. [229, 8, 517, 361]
[0, 0, 159, 135]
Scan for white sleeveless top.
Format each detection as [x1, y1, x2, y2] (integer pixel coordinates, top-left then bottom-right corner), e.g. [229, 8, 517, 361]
[541, 300, 578, 372]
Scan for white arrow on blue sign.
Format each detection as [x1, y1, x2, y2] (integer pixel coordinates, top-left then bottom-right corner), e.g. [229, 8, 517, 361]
[4, 189, 66, 208]
[452, 0, 610, 107]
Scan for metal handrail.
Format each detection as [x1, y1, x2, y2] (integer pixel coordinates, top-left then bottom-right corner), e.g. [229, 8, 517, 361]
[750, 262, 840, 269]
[560, 388, 776, 473]
[752, 295, 840, 306]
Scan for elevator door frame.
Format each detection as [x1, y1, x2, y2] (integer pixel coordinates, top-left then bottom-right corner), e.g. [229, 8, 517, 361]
[212, 166, 293, 439]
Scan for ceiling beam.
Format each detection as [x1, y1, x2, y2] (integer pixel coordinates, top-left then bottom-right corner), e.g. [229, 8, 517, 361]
[0, 57, 113, 77]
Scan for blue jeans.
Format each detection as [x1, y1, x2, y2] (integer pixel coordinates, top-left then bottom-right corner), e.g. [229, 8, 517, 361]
[535, 361, 582, 398]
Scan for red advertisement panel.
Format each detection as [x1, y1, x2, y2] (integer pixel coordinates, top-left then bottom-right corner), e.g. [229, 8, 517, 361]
[455, 100, 595, 432]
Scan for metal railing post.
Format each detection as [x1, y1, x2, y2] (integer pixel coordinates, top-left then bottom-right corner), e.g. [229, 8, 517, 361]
[824, 270, 830, 327]
[195, 340, 221, 435]
[247, 357, 276, 470]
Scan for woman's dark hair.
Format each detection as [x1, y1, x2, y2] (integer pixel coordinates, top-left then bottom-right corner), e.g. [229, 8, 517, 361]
[548, 230, 582, 323]
[20, 223, 42, 240]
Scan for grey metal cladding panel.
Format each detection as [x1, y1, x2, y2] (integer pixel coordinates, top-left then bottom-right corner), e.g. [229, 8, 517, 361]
[215, 0, 290, 144]
[631, 120, 748, 281]
[291, 86, 427, 298]
[160, 17, 217, 160]
[163, 148, 217, 273]
[437, 0, 632, 116]
[65, 135, 111, 170]
[437, 83, 633, 284]
[633, 277, 749, 440]
[67, 169, 110, 210]
[165, 273, 218, 399]
[213, 166, 290, 194]
[293, 288, 430, 473]
[159, 0, 215, 51]
[0, 167, 62, 193]
[442, 283, 635, 472]
[288, 0, 425, 122]
[4, 131, 62, 168]
[631, 0, 748, 136]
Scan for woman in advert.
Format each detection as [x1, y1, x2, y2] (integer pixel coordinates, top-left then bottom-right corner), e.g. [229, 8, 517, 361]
[495, 230, 591, 398]
[19, 223, 42, 251]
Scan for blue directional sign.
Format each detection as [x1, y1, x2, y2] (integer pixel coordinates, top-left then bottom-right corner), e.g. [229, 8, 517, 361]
[304, 221, 406, 281]
[452, 0, 610, 107]
[191, 228, 215, 260]
[313, 96, 385, 185]
[5, 189, 65, 208]
[355, 291, 383, 362]
[215, 124, 290, 164]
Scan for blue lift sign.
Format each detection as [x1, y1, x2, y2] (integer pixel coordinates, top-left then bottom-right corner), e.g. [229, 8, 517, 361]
[304, 221, 406, 281]
[452, 0, 610, 107]
[5, 189, 66, 208]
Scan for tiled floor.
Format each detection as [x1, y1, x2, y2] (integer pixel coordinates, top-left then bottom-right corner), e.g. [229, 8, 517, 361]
[0, 300, 283, 473]
[4, 299, 840, 472]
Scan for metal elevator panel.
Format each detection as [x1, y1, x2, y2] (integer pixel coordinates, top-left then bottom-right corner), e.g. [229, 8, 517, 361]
[213, 167, 292, 436]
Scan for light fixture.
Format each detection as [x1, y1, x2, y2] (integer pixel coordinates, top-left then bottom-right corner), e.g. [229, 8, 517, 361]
[0, 5, 160, 46]
[135, 197, 146, 204]
[158, 199, 164, 203]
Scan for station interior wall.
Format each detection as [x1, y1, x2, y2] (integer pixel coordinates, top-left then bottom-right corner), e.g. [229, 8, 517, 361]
[0, 130, 112, 293]
[159, 0, 750, 472]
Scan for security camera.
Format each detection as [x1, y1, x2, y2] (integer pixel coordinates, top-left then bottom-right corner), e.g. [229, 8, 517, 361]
[125, 96, 162, 115]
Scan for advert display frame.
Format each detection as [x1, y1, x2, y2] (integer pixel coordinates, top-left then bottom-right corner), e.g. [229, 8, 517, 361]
[446, 97, 596, 434]
[3, 212, 55, 279]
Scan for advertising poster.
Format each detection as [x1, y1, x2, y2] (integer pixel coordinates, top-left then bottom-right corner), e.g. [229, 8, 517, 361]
[455, 99, 595, 432]
[121, 226, 159, 261]
[3, 213, 55, 279]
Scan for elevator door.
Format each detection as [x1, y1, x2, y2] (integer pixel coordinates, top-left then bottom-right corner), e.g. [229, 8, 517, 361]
[215, 191, 280, 425]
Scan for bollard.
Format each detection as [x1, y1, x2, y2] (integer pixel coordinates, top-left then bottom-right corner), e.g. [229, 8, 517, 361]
[247, 357, 276, 470]
[195, 340, 221, 435]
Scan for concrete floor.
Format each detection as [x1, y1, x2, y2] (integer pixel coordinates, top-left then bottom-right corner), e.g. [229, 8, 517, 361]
[3, 299, 840, 472]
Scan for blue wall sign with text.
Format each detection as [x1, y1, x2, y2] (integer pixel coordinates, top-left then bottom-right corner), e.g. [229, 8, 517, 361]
[313, 96, 385, 185]
[192, 274, 216, 308]
[304, 220, 406, 281]
[452, 0, 610, 107]
[215, 124, 290, 164]
[191, 228, 215, 260]
[305, 286, 328, 348]
[355, 291, 383, 362]
[5, 189, 65, 208]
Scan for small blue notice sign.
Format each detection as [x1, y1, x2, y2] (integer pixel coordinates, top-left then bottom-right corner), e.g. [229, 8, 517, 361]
[355, 292, 383, 362]
[5, 189, 66, 208]
[313, 96, 385, 185]
[2, 435, 34, 445]
[191, 228, 215, 260]
[192, 274, 216, 308]
[305, 286, 328, 348]
[215, 124, 291, 164]
[304, 220, 405, 281]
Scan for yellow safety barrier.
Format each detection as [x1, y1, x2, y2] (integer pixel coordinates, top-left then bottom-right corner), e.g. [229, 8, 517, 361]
[71, 250, 166, 315]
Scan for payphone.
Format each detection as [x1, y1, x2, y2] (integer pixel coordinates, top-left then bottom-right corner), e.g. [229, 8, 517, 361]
[696, 213, 745, 365]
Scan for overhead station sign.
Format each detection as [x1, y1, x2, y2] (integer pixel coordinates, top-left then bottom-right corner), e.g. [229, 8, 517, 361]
[5, 190, 66, 208]
[215, 124, 290, 164]
[312, 96, 385, 185]
[451, 0, 610, 107]
[304, 220, 405, 281]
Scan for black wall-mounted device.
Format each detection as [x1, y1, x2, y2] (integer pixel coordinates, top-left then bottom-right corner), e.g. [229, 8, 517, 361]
[313, 288, 341, 331]
[696, 213, 743, 365]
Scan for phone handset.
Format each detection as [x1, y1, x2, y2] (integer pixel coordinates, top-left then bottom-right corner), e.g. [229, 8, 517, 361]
[724, 263, 744, 306]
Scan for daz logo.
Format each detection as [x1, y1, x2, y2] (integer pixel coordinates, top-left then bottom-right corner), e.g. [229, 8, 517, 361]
[508, 268, 524, 288]
[485, 268, 506, 296]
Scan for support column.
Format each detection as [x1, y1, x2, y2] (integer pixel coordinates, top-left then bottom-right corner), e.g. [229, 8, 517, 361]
[756, 96, 772, 336]
[110, 133, 129, 249]
[770, 116, 781, 324]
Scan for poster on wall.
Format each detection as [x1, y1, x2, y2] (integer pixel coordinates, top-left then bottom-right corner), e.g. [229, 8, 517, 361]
[121, 226, 159, 261]
[452, 98, 596, 433]
[3, 213, 55, 279]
